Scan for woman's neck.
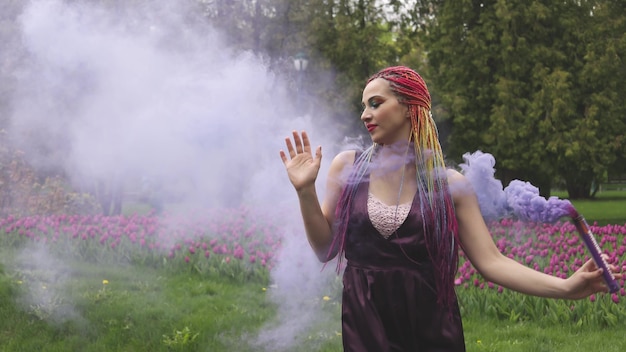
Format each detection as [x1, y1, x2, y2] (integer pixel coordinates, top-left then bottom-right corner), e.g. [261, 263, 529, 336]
[375, 139, 413, 163]
[370, 140, 416, 178]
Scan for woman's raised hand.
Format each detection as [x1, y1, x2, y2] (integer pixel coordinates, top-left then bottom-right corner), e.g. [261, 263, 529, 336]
[279, 130, 322, 192]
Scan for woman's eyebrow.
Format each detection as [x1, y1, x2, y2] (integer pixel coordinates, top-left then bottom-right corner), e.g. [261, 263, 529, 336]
[362, 95, 383, 105]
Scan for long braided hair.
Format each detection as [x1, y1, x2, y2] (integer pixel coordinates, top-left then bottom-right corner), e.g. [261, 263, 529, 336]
[328, 66, 460, 307]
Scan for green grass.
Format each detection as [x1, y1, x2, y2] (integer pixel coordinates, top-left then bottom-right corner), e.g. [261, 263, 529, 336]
[0, 260, 276, 352]
[2, 258, 625, 352]
[551, 190, 626, 226]
[463, 317, 626, 352]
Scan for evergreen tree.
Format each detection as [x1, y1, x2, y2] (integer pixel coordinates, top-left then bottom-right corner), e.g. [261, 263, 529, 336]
[425, 0, 625, 198]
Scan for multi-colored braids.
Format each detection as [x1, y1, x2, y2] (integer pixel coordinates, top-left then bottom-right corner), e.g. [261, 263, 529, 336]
[328, 66, 460, 308]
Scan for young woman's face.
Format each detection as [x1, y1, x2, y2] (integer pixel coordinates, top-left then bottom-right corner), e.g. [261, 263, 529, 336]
[360, 78, 410, 145]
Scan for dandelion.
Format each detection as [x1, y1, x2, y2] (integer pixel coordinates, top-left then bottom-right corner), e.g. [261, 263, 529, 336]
[323, 296, 330, 301]
[102, 280, 109, 285]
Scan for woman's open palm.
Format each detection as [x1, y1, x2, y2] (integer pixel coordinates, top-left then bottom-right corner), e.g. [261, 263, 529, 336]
[279, 131, 322, 191]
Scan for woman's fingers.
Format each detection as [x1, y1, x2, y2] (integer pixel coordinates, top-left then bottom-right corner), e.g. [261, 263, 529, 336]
[285, 135, 296, 158]
[301, 131, 312, 154]
[279, 149, 288, 164]
[281, 131, 311, 160]
[292, 131, 304, 154]
[581, 257, 599, 271]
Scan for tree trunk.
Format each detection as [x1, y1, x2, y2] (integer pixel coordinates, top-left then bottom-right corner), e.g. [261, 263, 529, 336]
[566, 181, 592, 199]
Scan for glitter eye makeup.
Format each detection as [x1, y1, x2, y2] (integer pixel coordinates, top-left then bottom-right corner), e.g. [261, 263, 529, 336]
[363, 97, 382, 110]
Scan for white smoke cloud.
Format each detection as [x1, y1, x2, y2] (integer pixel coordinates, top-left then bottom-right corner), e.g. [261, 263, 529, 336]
[5, 0, 346, 349]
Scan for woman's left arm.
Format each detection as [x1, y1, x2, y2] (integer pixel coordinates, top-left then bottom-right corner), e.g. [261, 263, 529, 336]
[448, 169, 620, 300]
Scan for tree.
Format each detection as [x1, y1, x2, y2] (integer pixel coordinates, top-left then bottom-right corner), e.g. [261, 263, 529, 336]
[425, 0, 626, 198]
[302, 0, 426, 134]
[572, 0, 626, 195]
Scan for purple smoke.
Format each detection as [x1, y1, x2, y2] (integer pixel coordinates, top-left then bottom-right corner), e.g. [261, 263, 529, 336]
[459, 151, 572, 223]
[457, 151, 509, 220]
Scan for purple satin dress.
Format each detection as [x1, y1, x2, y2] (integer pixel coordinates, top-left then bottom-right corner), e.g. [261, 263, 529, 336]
[340, 177, 466, 351]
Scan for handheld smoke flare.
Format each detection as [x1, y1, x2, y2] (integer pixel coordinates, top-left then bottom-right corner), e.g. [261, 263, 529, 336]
[460, 151, 620, 294]
[568, 206, 619, 293]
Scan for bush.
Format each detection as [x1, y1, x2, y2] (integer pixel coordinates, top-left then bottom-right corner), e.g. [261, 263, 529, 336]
[0, 130, 101, 216]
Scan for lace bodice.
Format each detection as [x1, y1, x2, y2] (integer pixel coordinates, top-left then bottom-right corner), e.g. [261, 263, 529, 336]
[367, 193, 411, 239]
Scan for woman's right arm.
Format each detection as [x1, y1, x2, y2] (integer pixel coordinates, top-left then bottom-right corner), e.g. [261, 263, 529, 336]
[279, 131, 354, 262]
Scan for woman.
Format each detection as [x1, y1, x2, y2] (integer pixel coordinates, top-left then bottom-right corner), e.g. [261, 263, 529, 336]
[279, 66, 619, 351]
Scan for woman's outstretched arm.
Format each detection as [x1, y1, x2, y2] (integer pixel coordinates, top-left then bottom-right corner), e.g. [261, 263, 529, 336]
[449, 169, 622, 300]
[279, 130, 354, 262]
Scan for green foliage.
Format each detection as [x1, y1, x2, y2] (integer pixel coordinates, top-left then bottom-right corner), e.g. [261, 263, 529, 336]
[459, 287, 626, 327]
[425, 0, 626, 198]
[162, 326, 200, 351]
[302, 0, 412, 132]
[4, 0, 626, 209]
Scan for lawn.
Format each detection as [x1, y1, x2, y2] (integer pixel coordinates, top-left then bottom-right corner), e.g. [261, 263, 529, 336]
[1, 260, 624, 352]
[0, 193, 624, 352]
[551, 190, 626, 226]
[0, 261, 275, 352]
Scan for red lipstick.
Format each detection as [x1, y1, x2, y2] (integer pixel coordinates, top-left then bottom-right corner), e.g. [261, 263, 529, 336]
[366, 124, 377, 132]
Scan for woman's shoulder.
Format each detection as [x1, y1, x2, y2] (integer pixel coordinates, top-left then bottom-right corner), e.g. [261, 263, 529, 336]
[446, 168, 465, 184]
[327, 150, 358, 179]
[446, 168, 476, 203]
[332, 150, 357, 165]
